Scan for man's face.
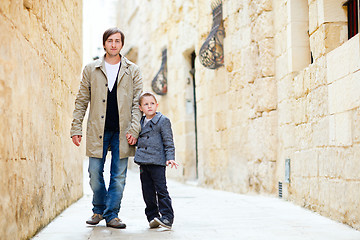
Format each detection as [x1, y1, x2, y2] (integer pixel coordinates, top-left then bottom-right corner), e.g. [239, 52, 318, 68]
[104, 33, 123, 57]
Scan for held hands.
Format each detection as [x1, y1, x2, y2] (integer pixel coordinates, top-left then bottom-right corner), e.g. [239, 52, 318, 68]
[72, 135, 82, 146]
[126, 133, 137, 145]
[73, 134, 137, 146]
[166, 160, 178, 169]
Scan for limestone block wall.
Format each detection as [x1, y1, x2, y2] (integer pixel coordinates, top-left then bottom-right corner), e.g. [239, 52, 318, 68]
[0, 1, 83, 239]
[195, 0, 277, 193]
[117, 0, 199, 180]
[275, 0, 360, 230]
[118, 0, 360, 230]
[220, 0, 277, 193]
[117, 0, 277, 194]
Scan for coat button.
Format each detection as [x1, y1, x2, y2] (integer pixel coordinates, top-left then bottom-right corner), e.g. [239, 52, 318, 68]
[147, 136, 149, 139]
[145, 147, 147, 150]
[99, 135, 102, 139]
[101, 115, 104, 118]
[103, 99, 106, 102]
[105, 83, 108, 87]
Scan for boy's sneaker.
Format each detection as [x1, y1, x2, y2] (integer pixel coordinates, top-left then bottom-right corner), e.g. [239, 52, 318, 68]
[149, 219, 160, 228]
[154, 217, 172, 229]
[86, 213, 103, 225]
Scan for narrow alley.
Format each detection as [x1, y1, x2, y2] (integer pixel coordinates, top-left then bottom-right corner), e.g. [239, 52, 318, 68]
[2, 1, 360, 239]
[32, 160, 360, 240]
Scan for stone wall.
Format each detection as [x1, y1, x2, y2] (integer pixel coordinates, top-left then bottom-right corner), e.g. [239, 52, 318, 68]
[117, 0, 201, 180]
[117, 0, 277, 193]
[275, 0, 360, 230]
[0, 1, 83, 239]
[117, 0, 360, 230]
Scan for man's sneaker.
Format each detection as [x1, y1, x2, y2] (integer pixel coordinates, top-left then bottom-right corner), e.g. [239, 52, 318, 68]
[106, 218, 126, 229]
[154, 217, 172, 229]
[86, 213, 103, 225]
[149, 219, 160, 228]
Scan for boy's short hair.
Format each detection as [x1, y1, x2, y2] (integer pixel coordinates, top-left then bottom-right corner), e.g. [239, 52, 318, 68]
[139, 92, 157, 105]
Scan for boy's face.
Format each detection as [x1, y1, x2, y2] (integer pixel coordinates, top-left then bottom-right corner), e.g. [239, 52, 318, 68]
[139, 96, 158, 118]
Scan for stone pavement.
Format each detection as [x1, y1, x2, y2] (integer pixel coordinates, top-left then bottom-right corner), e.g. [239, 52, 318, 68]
[32, 160, 360, 240]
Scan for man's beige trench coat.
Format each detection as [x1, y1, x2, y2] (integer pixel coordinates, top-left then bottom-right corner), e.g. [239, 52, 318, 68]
[70, 55, 143, 159]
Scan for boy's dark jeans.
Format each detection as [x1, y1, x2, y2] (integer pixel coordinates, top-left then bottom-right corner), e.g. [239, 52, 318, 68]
[140, 165, 174, 223]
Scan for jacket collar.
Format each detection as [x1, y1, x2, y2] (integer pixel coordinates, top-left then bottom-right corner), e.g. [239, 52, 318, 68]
[149, 112, 162, 124]
[95, 54, 131, 84]
[140, 112, 163, 134]
[95, 54, 130, 68]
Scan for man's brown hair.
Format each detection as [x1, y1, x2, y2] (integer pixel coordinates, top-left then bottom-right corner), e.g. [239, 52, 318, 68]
[103, 27, 125, 47]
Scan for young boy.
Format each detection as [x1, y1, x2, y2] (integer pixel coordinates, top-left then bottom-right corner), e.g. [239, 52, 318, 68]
[132, 92, 178, 229]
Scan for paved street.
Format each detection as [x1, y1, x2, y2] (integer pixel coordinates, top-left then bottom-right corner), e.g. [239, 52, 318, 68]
[32, 160, 360, 240]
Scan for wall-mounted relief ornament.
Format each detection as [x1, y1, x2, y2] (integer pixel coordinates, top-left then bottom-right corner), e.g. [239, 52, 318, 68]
[151, 49, 167, 95]
[199, 0, 225, 70]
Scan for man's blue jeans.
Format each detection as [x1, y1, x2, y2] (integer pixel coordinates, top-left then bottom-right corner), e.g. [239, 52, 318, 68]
[88, 130, 128, 222]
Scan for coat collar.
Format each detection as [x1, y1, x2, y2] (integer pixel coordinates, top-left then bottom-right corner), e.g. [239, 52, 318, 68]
[95, 54, 131, 84]
[149, 112, 162, 124]
[140, 112, 163, 135]
[95, 54, 130, 67]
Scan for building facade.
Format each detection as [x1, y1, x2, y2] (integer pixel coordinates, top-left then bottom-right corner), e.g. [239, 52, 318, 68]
[0, 1, 83, 239]
[117, 0, 360, 230]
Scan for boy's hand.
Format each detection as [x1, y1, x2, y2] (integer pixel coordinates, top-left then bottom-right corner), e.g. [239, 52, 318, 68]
[166, 160, 178, 169]
[72, 135, 82, 146]
[126, 133, 137, 145]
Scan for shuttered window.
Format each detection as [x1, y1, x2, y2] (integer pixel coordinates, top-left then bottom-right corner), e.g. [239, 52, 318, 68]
[344, 0, 359, 39]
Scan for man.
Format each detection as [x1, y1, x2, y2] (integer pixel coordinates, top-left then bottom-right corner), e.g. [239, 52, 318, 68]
[70, 27, 143, 229]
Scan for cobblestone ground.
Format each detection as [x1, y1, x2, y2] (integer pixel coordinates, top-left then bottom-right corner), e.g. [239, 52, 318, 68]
[32, 160, 360, 240]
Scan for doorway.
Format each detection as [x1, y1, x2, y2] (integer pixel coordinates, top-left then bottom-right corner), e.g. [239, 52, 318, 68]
[189, 51, 198, 179]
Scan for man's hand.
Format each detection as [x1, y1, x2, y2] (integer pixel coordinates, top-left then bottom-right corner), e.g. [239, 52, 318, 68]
[166, 160, 178, 169]
[72, 135, 82, 146]
[126, 133, 137, 145]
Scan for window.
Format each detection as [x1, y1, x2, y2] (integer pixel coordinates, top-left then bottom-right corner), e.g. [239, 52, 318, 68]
[344, 0, 359, 39]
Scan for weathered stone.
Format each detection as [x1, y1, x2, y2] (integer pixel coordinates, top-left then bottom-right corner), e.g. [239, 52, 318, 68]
[278, 99, 294, 125]
[259, 38, 275, 76]
[251, 10, 274, 42]
[117, 0, 360, 231]
[324, 23, 348, 53]
[320, 0, 347, 23]
[310, 24, 326, 60]
[328, 71, 360, 114]
[308, 1, 319, 34]
[353, 109, 360, 144]
[326, 34, 360, 84]
[307, 85, 328, 120]
[0, 1, 83, 239]
[312, 116, 329, 147]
